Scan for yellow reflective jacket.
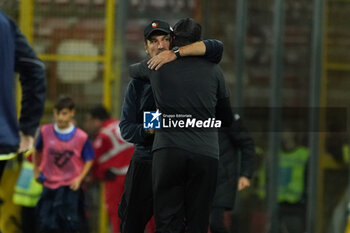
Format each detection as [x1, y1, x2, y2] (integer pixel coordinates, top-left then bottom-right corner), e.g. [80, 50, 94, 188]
[13, 151, 43, 207]
[257, 147, 309, 203]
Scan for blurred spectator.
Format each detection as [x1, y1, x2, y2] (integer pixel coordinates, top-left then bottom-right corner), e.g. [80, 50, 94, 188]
[278, 131, 309, 233]
[89, 105, 134, 233]
[252, 131, 309, 233]
[33, 96, 94, 233]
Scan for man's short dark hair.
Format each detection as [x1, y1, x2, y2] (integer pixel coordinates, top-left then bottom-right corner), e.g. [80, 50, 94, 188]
[173, 18, 201, 47]
[90, 105, 110, 121]
[54, 96, 75, 112]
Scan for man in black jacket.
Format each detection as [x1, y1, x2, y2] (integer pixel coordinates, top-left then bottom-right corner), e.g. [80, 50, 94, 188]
[129, 18, 233, 233]
[210, 114, 255, 233]
[119, 19, 224, 233]
[0, 10, 46, 178]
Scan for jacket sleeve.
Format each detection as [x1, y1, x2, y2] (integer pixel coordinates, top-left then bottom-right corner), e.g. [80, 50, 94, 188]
[215, 66, 233, 127]
[227, 114, 256, 178]
[203, 39, 224, 64]
[92, 134, 112, 180]
[119, 81, 154, 145]
[129, 59, 152, 80]
[10, 19, 46, 136]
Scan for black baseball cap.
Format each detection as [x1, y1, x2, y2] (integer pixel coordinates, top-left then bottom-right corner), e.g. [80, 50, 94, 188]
[144, 20, 173, 39]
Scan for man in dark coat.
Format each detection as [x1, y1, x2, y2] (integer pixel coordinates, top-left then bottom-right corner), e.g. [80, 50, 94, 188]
[129, 18, 233, 233]
[0, 10, 46, 178]
[210, 113, 255, 233]
[119, 19, 225, 233]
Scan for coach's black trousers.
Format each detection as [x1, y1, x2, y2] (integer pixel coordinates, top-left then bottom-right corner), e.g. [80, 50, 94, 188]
[152, 148, 218, 233]
[119, 157, 153, 233]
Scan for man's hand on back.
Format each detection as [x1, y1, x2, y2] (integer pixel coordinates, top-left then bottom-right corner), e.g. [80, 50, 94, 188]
[147, 50, 177, 70]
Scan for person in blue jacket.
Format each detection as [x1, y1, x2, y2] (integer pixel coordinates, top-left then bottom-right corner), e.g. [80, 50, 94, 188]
[0, 10, 46, 179]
